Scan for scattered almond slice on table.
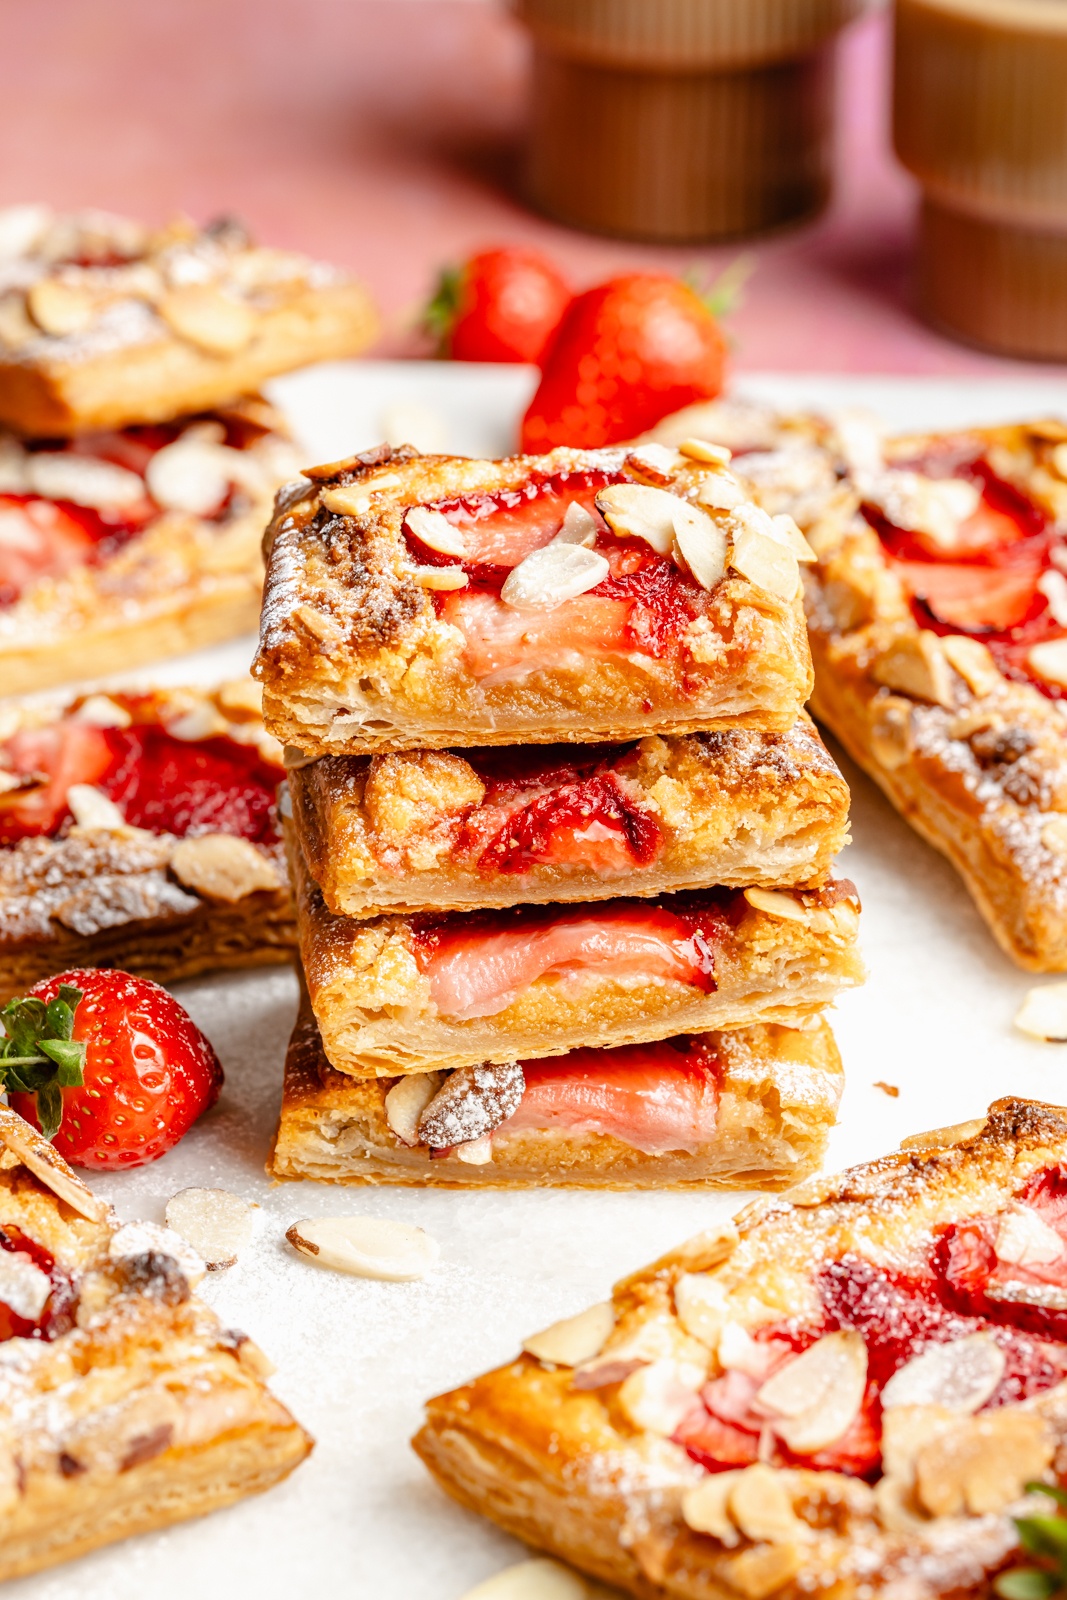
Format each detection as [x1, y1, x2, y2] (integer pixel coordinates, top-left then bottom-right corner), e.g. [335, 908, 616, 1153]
[457, 1559, 591, 1600]
[1015, 983, 1067, 1041]
[286, 1216, 439, 1281]
[165, 1187, 256, 1271]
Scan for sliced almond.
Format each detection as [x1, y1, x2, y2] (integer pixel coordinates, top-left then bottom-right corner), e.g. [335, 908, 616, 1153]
[384, 1073, 443, 1146]
[743, 887, 807, 923]
[695, 474, 746, 512]
[995, 1203, 1064, 1267]
[872, 632, 955, 708]
[454, 1135, 494, 1165]
[554, 502, 599, 546]
[285, 1215, 438, 1281]
[159, 285, 257, 353]
[74, 694, 132, 729]
[915, 1410, 1052, 1517]
[1038, 569, 1067, 628]
[679, 437, 732, 465]
[618, 1357, 699, 1436]
[109, 1221, 205, 1288]
[216, 679, 263, 719]
[165, 701, 228, 742]
[1041, 815, 1067, 857]
[500, 543, 608, 609]
[682, 1471, 742, 1545]
[0, 293, 35, 350]
[405, 505, 466, 558]
[625, 443, 680, 483]
[724, 1541, 804, 1599]
[1028, 638, 1067, 690]
[27, 453, 144, 509]
[146, 437, 232, 516]
[900, 1118, 986, 1151]
[595, 483, 678, 555]
[718, 1320, 770, 1377]
[729, 525, 799, 602]
[769, 514, 816, 564]
[0, 203, 52, 261]
[940, 635, 1002, 698]
[321, 485, 371, 518]
[1015, 981, 1067, 1042]
[755, 1330, 868, 1454]
[674, 1271, 729, 1347]
[413, 565, 468, 591]
[880, 1333, 1005, 1413]
[729, 1464, 808, 1546]
[672, 501, 727, 590]
[0, 1109, 107, 1222]
[0, 1251, 51, 1322]
[26, 278, 97, 337]
[164, 1187, 256, 1271]
[457, 1559, 588, 1600]
[66, 784, 127, 831]
[170, 834, 278, 902]
[523, 1300, 614, 1368]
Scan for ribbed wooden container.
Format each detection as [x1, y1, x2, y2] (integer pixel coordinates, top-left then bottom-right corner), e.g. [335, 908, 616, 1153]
[895, 0, 1067, 358]
[514, 0, 869, 243]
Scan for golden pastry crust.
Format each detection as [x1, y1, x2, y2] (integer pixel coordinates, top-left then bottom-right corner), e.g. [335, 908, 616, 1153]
[0, 398, 301, 696]
[290, 828, 863, 1076]
[0, 1104, 311, 1582]
[414, 1098, 1067, 1600]
[254, 443, 814, 756]
[287, 713, 850, 918]
[269, 996, 843, 1188]
[799, 419, 1067, 971]
[0, 683, 294, 999]
[0, 208, 376, 435]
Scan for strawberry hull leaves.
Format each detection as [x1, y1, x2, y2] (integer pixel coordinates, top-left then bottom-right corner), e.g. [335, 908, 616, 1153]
[0, 985, 86, 1140]
[996, 1484, 1067, 1600]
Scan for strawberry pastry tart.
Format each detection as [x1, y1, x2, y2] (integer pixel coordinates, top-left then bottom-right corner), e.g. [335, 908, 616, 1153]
[0, 397, 300, 694]
[270, 992, 842, 1188]
[416, 1097, 1067, 1600]
[0, 206, 376, 436]
[0, 682, 292, 997]
[254, 440, 815, 756]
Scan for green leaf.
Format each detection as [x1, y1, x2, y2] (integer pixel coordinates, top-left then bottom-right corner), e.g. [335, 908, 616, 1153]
[995, 1569, 1058, 1600]
[1018, 1518, 1067, 1560]
[39, 1038, 85, 1086]
[35, 1081, 62, 1143]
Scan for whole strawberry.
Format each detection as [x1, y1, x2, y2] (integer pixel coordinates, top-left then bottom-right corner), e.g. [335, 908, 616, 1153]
[426, 246, 571, 365]
[521, 272, 727, 452]
[0, 969, 223, 1170]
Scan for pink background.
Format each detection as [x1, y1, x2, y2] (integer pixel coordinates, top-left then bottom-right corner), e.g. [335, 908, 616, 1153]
[5, 0, 1062, 377]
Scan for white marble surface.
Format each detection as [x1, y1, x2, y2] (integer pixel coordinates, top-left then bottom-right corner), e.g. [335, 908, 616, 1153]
[9, 366, 1067, 1600]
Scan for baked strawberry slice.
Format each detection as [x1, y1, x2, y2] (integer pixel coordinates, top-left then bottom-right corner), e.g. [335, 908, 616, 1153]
[0, 721, 113, 843]
[0, 495, 97, 605]
[1, 969, 223, 1170]
[473, 770, 662, 877]
[892, 558, 1041, 632]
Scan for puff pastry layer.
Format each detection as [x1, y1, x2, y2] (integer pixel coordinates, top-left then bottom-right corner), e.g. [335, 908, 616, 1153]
[287, 713, 850, 918]
[290, 828, 863, 1076]
[796, 418, 1067, 971]
[0, 398, 300, 695]
[415, 1097, 1067, 1600]
[0, 207, 376, 436]
[254, 442, 814, 756]
[270, 995, 843, 1188]
[0, 1104, 310, 1582]
[0, 683, 294, 999]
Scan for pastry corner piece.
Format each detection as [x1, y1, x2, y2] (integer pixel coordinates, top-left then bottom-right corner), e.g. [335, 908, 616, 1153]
[268, 991, 843, 1188]
[414, 1097, 1067, 1600]
[0, 205, 377, 435]
[253, 439, 815, 756]
[0, 1102, 310, 1582]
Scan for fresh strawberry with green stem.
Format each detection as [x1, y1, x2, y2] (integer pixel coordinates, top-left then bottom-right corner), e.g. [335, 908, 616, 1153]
[0, 969, 223, 1170]
[521, 271, 729, 452]
[425, 246, 571, 365]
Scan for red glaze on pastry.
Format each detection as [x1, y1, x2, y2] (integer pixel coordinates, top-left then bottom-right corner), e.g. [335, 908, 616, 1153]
[0, 696, 282, 846]
[410, 895, 726, 1021]
[675, 1167, 1067, 1479]
[502, 1037, 720, 1154]
[456, 744, 662, 878]
[404, 470, 705, 678]
[0, 1226, 77, 1342]
[864, 454, 1067, 695]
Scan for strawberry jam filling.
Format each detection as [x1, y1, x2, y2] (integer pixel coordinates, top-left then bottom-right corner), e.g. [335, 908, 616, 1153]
[864, 454, 1067, 696]
[675, 1164, 1067, 1480]
[501, 1036, 721, 1155]
[0, 1226, 77, 1342]
[409, 892, 732, 1021]
[404, 471, 705, 674]
[454, 744, 662, 878]
[0, 700, 282, 846]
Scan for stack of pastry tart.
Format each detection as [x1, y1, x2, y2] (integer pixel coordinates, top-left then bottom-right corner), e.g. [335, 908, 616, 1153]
[257, 436, 864, 1188]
